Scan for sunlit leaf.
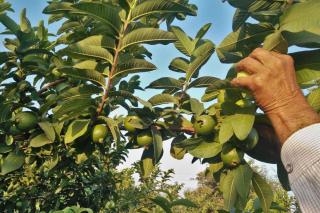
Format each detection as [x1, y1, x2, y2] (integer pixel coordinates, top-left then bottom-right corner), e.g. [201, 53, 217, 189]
[64, 119, 90, 144]
[120, 28, 176, 50]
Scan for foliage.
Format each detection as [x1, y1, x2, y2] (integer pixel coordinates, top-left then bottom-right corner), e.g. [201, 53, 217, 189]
[0, 0, 319, 212]
[178, 162, 299, 213]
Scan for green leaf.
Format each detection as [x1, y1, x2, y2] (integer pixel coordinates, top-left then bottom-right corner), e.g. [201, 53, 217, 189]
[76, 35, 116, 50]
[30, 134, 53, 148]
[186, 41, 215, 82]
[58, 85, 102, 101]
[43, 2, 73, 14]
[20, 8, 32, 33]
[171, 26, 194, 56]
[234, 164, 253, 200]
[217, 23, 274, 63]
[148, 94, 179, 106]
[221, 170, 238, 211]
[58, 67, 106, 87]
[194, 23, 212, 46]
[169, 57, 189, 73]
[188, 76, 220, 89]
[277, 162, 291, 191]
[231, 114, 255, 140]
[151, 126, 163, 163]
[57, 21, 81, 35]
[263, 31, 288, 54]
[252, 172, 273, 213]
[291, 49, 320, 86]
[189, 98, 204, 116]
[120, 28, 176, 50]
[307, 88, 320, 113]
[171, 199, 198, 208]
[102, 117, 121, 143]
[0, 144, 12, 154]
[0, 13, 19, 35]
[0, 2, 12, 14]
[0, 52, 14, 65]
[38, 122, 56, 142]
[109, 90, 152, 109]
[227, 0, 285, 13]
[1, 151, 25, 175]
[279, 0, 320, 47]
[64, 119, 90, 144]
[204, 80, 233, 94]
[131, 0, 196, 21]
[147, 77, 183, 89]
[150, 196, 172, 213]
[232, 9, 249, 31]
[59, 44, 113, 64]
[72, 2, 122, 33]
[174, 137, 203, 149]
[140, 149, 154, 178]
[187, 142, 222, 158]
[114, 59, 156, 78]
[219, 117, 234, 144]
[0, 102, 11, 123]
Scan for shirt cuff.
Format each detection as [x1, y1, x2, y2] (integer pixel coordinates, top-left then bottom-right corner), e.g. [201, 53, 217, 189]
[281, 123, 320, 184]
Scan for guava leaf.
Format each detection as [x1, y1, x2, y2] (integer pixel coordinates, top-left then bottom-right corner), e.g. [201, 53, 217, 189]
[219, 118, 234, 144]
[221, 170, 237, 211]
[148, 94, 179, 106]
[140, 148, 154, 179]
[189, 98, 204, 116]
[171, 199, 198, 208]
[234, 164, 253, 200]
[231, 114, 255, 141]
[1, 151, 25, 175]
[64, 119, 90, 144]
[252, 172, 273, 213]
[147, 77, 183, 90]
[277, 162, 291, 191]
[187, 142, 222, 158]
[291, 49, 320, 87]
[151, 126, 163, 163]
[150, 196, 172, 213]
[279, 0, 320, 47]
[38, 122, 56, 142]
[30, 134, 53, 148]
[131, 0, 196, 21]
[188, 76, 220, 89]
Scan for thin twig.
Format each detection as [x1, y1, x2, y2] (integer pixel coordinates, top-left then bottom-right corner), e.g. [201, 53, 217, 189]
[38, 78, 67, 94]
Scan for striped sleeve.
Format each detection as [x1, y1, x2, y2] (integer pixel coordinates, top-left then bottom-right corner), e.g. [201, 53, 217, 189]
[281, 123, 320, 212]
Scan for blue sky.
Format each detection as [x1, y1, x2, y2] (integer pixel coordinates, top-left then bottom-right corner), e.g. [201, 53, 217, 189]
[2, 0, 277, 189]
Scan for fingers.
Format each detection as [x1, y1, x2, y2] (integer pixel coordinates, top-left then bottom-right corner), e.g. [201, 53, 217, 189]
[250, 48, 279, 68]
[236, 56, 268, 75]
[231, 75, 255, 91]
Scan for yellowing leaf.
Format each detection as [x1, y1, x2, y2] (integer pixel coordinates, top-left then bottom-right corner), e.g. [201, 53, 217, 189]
[64, 119, 90, 144]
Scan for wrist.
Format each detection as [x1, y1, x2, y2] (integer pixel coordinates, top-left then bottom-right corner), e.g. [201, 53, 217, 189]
[267, 95, 320, 145]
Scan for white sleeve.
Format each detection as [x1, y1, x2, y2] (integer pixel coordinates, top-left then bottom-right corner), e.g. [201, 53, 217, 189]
[281, 123, 320, 212]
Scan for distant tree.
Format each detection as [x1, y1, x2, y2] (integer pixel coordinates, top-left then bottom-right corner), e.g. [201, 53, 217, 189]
[176, 161, 300, 213]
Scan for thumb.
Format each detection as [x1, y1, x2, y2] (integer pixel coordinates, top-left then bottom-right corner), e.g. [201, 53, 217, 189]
[231, 76, 254, 91]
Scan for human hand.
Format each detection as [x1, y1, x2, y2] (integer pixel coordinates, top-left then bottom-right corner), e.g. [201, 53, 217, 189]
[231, 48, 302, 114]
[231, 48, 320, 145]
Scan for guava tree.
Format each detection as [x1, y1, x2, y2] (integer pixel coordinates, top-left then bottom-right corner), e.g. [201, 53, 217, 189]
[0, 0, 319, 212]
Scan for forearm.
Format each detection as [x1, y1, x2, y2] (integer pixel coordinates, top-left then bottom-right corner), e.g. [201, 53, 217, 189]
[267, 94, 320, 145]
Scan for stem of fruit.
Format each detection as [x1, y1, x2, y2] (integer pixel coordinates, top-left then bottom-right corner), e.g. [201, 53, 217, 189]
[97, 11, 132, 115]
